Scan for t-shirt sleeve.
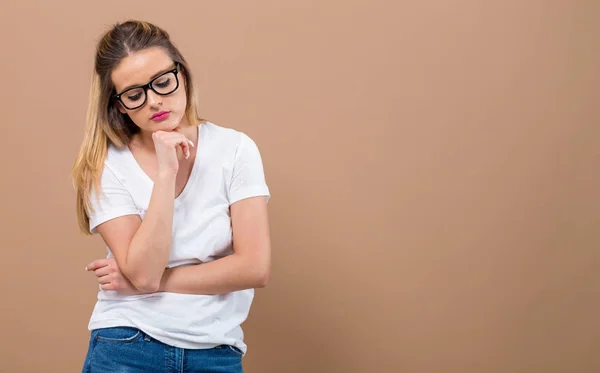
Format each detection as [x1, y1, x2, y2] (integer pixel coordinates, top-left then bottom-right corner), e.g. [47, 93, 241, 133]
[88, 165, 140, 234]
[228, 132, 271, 205]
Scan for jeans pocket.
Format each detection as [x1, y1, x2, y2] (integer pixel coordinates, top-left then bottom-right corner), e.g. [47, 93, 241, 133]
[226, 345, 244, 356]
[93, 327, 142, 343]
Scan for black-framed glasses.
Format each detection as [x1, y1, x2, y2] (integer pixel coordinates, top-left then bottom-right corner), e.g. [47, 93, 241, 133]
[113, 64, 181, 110]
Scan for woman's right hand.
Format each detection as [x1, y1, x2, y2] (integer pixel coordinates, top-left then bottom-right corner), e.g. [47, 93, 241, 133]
[86, 257, 146, 295]
[152, 130, 194, 175]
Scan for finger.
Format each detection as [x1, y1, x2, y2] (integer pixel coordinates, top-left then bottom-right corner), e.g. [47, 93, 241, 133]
[101, 283, 115, 291]
[161, 133, 191, 158]
[177, 136, 190, 159]
[187, 140, 195, 156]
[186, 140, 195, 159]
[179, 144, 189, 159]
[86, 259, 109, 272]
[94, 266, 112, 277]
[181, 135, 191, 158]
[98, 274, 111, 284]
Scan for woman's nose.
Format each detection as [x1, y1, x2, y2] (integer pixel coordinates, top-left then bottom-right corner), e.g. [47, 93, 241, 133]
[146, 90, 162, 107]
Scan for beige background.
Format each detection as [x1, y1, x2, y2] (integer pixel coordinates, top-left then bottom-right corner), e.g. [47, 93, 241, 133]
[1, 1, 599, 372]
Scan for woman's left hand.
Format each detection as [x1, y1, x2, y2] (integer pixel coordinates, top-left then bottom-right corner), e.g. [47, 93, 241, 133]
[85, 258, 145, 295]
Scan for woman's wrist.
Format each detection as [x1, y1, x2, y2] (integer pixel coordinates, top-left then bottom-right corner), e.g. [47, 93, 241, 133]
[156, 169, 178, 181]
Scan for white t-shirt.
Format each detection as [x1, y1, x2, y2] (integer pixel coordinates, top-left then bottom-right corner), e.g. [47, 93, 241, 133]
[86, 122, 270, 354]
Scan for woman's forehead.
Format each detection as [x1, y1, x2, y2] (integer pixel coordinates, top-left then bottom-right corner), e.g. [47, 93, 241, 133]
[111, 47, 173, 91]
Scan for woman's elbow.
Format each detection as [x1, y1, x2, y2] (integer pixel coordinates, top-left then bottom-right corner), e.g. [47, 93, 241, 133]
[134, 279, 161, 293]
[253, 265, 270, 288]
[125, 270, 161, 293]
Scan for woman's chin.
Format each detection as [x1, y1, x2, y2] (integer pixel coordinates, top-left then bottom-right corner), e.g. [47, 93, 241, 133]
[150, 120, 179, 132]
[165, 122, 180, 132]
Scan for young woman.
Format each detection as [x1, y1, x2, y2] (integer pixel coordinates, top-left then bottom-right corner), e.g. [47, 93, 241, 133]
[71, 20, 271, 373]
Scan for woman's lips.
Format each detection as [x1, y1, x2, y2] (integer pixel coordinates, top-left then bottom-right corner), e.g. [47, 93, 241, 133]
[151, 111, 170, 121]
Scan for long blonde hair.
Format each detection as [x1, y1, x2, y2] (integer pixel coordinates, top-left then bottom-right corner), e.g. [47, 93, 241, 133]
[71, 20, 204, 234]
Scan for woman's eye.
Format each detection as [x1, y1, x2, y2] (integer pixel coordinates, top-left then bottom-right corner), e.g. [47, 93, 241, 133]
[127, 93, 142, 101]
[155, 78, 170, 88]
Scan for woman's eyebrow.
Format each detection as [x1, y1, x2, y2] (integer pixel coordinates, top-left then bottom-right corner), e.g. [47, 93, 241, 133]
[120, 65, 174, 91]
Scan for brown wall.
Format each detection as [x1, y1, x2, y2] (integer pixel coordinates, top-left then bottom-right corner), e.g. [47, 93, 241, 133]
[1, 1, 599, 372]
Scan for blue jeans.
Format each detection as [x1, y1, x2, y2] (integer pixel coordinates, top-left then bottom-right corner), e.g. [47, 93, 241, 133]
[82, 327, 244, 373]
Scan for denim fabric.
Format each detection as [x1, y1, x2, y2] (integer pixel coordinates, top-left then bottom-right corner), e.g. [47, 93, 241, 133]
[82, 327, 243, 373]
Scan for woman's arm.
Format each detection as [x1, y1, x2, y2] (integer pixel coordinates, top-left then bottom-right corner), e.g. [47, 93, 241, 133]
[159, 196, 271, 294]
[94, 172, 176, 293]
[87, 196, 271, 294]
[88, 132, 270, 295]
[91, 131, 193, 293]
[160, 131, 273, 294]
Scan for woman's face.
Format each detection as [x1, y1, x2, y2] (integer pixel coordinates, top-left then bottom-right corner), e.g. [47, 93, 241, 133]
[111, 46, 188, 133]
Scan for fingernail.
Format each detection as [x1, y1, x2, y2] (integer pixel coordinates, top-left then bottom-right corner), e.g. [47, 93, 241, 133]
[189, 140, 195, 147]
[85, 266, 88, 271]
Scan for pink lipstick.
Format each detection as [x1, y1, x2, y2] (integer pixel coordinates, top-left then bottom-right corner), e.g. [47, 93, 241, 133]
[151, 111, 170, 121]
